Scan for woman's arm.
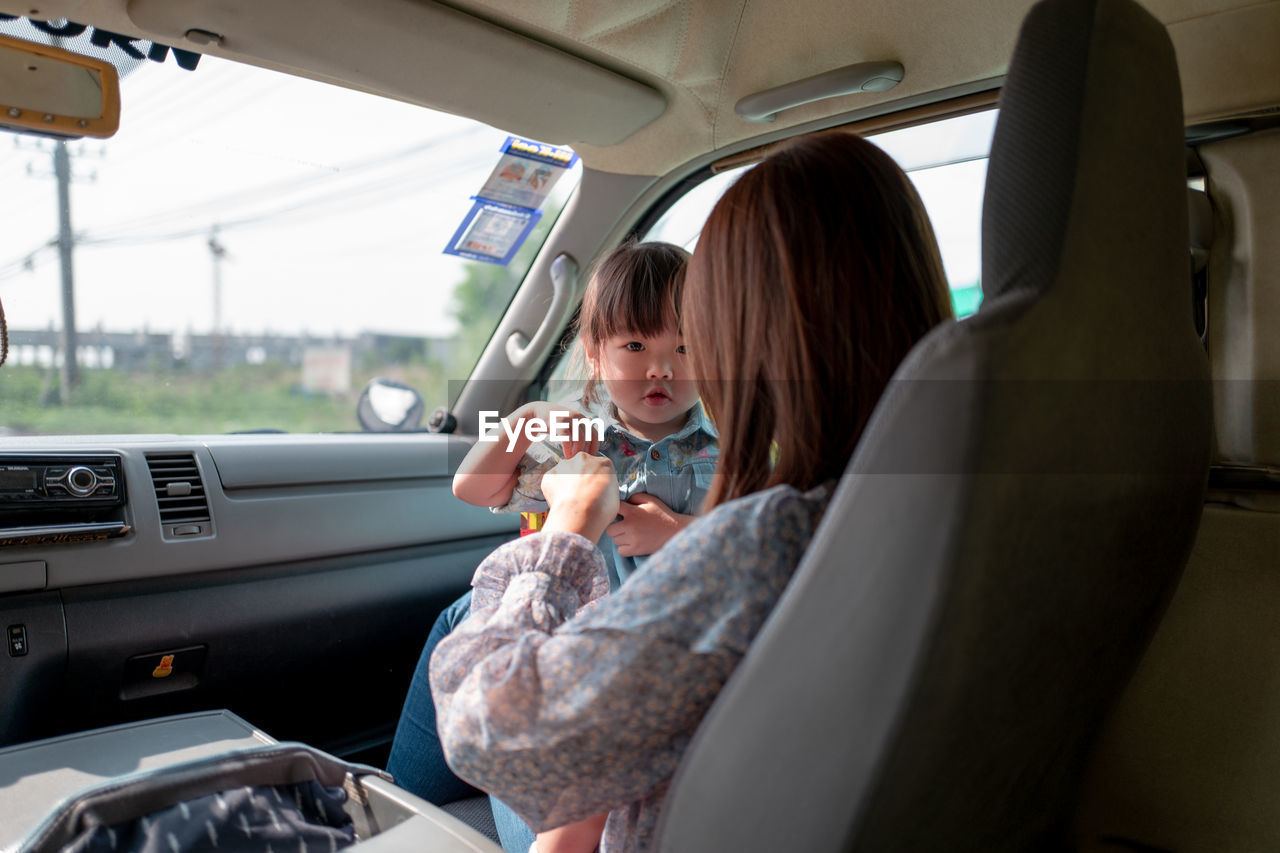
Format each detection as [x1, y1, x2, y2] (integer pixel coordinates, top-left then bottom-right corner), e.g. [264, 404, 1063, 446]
[430, 485, 822, 832]
[430, 529, 737, 830]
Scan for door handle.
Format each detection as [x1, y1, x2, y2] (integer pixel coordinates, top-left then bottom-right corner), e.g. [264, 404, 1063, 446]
[505, 253, 578, 369]
[734, 61, 903, 123]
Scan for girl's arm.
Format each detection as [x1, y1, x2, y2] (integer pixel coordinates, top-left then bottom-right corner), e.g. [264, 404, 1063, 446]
[452, 401, 595, 507]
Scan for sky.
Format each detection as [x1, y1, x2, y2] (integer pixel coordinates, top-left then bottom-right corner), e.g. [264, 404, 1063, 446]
[0, 52, 560, 340]
[645, 111, 995, 290]
[1, 40, 990, 346]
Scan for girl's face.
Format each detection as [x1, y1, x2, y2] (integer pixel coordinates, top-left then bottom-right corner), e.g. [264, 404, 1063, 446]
[587, 326, 700, 442]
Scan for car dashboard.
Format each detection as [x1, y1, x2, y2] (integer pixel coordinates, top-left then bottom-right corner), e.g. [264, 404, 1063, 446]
[0, 434, 512, 754]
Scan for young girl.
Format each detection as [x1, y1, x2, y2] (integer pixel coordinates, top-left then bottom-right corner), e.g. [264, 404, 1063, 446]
[386, 240, 718, 852]
[454, 240, 717, 587]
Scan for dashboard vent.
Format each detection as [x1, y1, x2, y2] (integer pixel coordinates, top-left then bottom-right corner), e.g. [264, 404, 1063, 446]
[145, 453, 210, 526]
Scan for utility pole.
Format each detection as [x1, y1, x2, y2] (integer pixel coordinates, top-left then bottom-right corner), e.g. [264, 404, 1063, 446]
[53, 140, 78, 401]
[209, 225, 227, 368]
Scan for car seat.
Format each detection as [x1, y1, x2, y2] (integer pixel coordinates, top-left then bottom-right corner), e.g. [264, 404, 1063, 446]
[655, 0, 1212, 849]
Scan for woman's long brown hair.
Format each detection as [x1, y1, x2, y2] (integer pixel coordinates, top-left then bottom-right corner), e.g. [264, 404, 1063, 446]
[684, 131, 953, 509]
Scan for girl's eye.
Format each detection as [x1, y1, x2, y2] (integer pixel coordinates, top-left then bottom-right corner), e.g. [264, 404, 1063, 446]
[676, 345, 687, 354]
[625, 342, 644, 352]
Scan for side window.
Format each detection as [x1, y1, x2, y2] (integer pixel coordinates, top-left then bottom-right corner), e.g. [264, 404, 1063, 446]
[535, 109, 994, 403]
[0, 43, 579, 436]
[645, 110, 996, 318]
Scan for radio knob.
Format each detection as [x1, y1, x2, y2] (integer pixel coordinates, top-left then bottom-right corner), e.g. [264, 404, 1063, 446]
[65, 466, 99, 497]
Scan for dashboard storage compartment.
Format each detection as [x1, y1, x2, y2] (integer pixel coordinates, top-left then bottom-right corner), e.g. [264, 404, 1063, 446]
[0, 710, 501, 853]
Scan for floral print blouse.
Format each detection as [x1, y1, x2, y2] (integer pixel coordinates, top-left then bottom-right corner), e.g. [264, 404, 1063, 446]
[430, 481, 832, 853]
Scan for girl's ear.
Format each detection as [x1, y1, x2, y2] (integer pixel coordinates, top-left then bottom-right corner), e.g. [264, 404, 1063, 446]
[583, 339, 601, 374]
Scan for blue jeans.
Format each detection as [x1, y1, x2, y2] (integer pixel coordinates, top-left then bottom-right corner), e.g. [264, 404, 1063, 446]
[490, 799, 536, 852]
[387, 591, 536, 853]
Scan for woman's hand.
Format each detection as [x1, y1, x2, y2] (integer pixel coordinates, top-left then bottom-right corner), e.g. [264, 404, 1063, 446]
[531, 813, 608, 853]
[541, 453, 620, 543]
[606, 493, 694, 557]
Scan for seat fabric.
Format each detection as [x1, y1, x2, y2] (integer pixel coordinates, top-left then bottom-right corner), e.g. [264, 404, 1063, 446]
[655, 0, 1212, 850]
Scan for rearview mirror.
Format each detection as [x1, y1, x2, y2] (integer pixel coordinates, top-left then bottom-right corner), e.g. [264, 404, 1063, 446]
[0, 33, 120, 139]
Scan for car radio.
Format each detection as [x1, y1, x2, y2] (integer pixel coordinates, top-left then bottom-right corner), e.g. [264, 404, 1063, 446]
[0, 454, 129, 547]
[0, 455, 125, 509]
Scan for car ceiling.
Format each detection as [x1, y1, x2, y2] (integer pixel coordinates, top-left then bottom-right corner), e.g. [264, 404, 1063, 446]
[2, 0, 1278, 177]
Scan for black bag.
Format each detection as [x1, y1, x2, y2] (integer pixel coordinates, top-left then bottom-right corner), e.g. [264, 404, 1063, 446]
[15, 744, 390, 853]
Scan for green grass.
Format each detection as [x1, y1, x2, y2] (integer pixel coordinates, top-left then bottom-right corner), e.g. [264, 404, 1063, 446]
[0, 361, 448, 436]
[4, 277, 980, 437]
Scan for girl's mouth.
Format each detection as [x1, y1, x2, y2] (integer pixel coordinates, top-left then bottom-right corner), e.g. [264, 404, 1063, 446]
[644, 389, 671, 405]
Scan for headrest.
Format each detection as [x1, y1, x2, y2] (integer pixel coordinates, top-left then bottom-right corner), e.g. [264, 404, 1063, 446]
[981, 0, 1186, 318]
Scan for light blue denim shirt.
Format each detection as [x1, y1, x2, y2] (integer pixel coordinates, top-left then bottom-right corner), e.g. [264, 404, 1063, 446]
[493, 398, 719, 588]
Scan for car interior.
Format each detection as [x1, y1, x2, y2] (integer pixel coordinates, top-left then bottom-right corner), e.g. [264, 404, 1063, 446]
[0, 0, 1278, 850]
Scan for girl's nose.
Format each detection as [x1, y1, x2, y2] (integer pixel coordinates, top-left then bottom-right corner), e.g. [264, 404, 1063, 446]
[647, 357, 673, 380]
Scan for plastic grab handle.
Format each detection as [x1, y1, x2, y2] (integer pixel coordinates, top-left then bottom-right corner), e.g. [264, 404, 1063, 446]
[734, 61, 904, 123]
[505, 253, 578, 369]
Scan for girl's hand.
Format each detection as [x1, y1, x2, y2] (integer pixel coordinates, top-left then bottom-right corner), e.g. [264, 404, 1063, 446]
[560, 431, 601, 459]
[606, 493, 694, 557]
[523, 401, 601, 458]
[541, 453, 620, 543]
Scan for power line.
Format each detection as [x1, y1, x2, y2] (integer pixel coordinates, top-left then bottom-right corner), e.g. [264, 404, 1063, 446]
[0, 124, 507, 289]
[78, 132, 493, 246]
[0, 242, 57, 282]
[82, 126, 490, 244]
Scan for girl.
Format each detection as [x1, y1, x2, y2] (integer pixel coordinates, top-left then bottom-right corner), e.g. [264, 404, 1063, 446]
[387, 240, 719, 852]
[429, 131, 954, 853]
[452, 240, 717, 587]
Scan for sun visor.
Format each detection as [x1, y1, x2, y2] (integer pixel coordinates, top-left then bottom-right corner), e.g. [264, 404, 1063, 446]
[124, 0, 667, 147]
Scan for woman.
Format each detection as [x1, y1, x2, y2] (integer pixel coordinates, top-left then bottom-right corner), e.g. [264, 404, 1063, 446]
[429, 130, 954, 853]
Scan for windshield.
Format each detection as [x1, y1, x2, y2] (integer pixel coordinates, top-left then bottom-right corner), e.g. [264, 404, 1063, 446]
[0, 45, 579, 436]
